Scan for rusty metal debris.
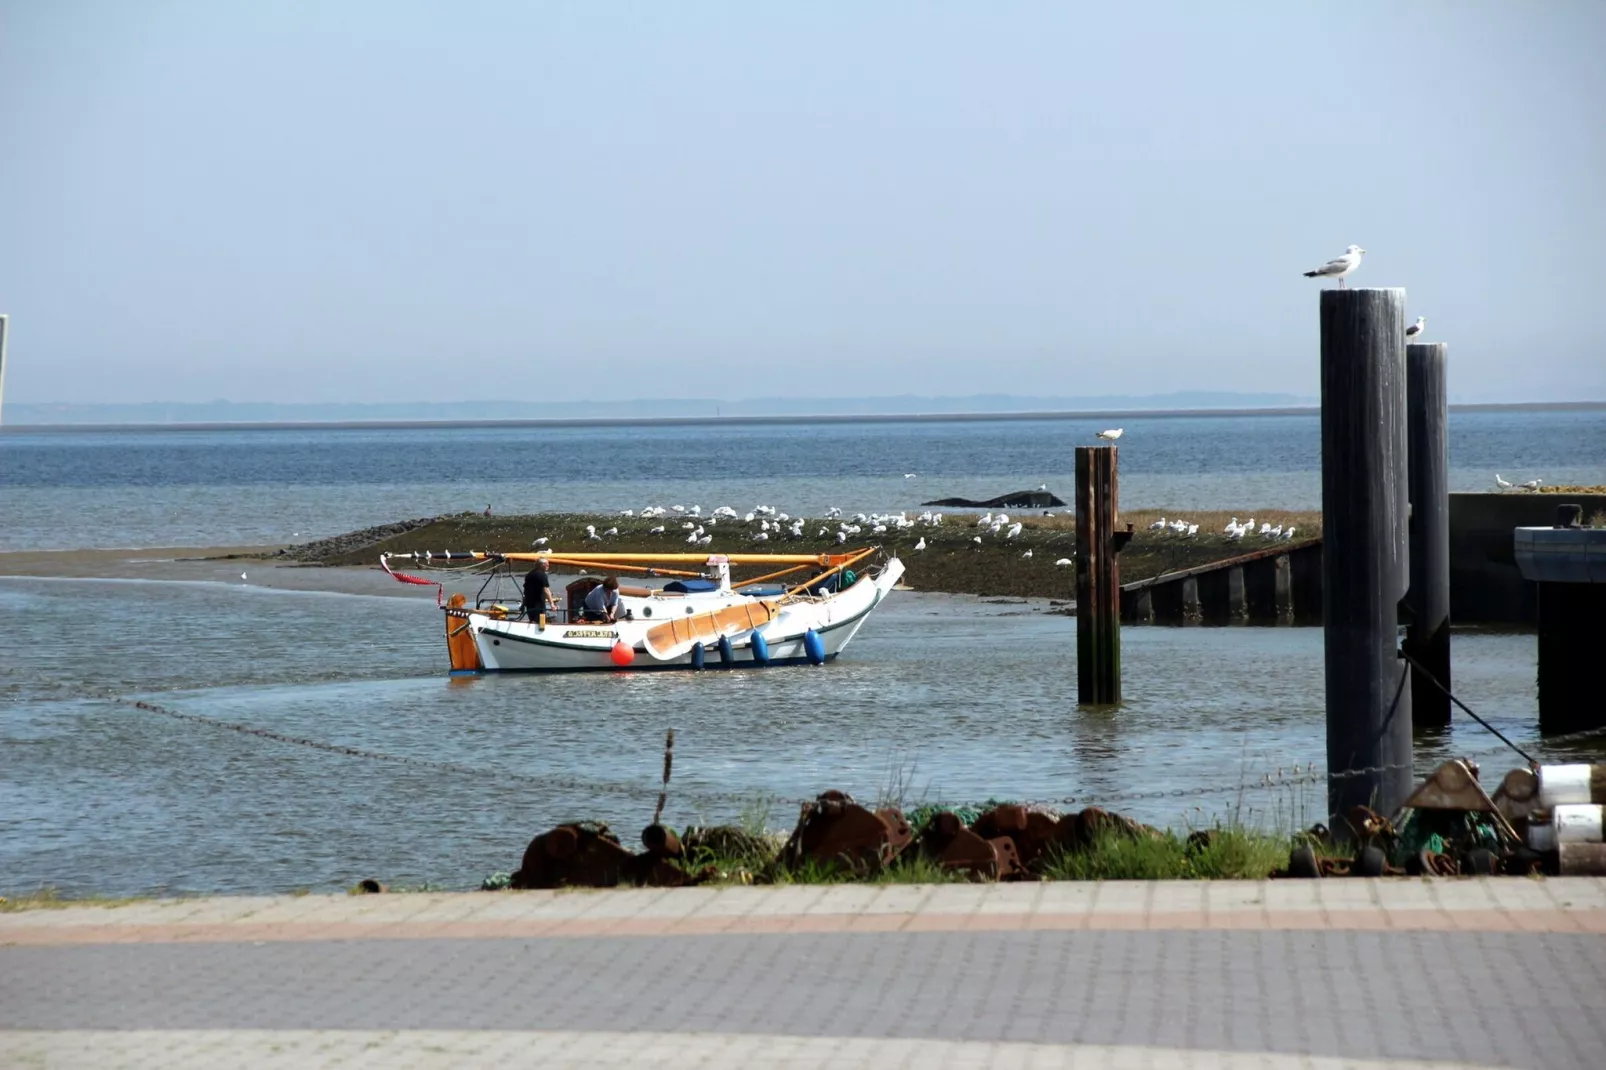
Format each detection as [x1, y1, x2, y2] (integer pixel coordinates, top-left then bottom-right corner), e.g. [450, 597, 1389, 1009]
[510, 822, 638, 889]
[779, 790, 912, 875]
[971, 804, 1063, 870]
[917, 811, 1025, 880]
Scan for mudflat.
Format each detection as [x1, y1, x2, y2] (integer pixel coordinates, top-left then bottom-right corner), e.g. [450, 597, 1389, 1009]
[0, 546, 408, 598]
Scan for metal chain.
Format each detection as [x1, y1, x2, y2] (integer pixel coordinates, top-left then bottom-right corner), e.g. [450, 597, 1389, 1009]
[114, 695, 1601, 817]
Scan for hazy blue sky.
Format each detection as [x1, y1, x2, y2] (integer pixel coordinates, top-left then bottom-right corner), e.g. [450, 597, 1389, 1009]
[2, 1, 1603, 405]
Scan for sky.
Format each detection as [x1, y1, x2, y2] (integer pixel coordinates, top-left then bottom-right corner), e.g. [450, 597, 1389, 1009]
[1, 1, 1603, 406]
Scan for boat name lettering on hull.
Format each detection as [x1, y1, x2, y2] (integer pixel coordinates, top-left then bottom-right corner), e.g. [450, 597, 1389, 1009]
[566, 629, 619, 639]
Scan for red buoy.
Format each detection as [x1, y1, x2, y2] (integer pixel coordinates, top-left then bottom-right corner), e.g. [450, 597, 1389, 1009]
[610, 641, 635, 666]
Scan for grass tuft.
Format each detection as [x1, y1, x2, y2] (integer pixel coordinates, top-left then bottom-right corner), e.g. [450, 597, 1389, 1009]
[1040, 826, 1289, 881]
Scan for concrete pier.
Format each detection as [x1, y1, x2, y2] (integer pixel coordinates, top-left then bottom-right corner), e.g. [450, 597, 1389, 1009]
[1516, 510, 1606, 736]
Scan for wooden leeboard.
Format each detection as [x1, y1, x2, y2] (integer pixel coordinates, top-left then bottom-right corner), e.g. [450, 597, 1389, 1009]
[643, 600, 778, 660]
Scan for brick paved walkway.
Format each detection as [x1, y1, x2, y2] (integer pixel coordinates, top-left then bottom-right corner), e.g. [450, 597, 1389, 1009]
[4, 879, 1605, 1068]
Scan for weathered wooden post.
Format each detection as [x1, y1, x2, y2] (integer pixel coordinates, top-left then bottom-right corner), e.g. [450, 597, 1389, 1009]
[1075, 445, 1120, 704]
[1320, 288, 1413, 825]
[0, 313, 10, 426]
[1404, 342, 1451, 728]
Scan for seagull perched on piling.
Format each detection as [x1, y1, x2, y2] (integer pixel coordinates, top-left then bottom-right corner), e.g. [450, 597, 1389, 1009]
[1521, 479, 1543, 491]
[1406, 316, 1425, 338]
[1054, 558, 1073, 567]
[1096, 428, 1123, 441]
[1303, 245, 1365, 288]
[1494, 474, 1513, 490]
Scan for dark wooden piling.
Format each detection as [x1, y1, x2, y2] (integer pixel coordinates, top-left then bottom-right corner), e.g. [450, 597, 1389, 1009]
[1536, 581, 1606, 735]
[1320, 288, 1414, 825]
[1075, 446, 1121, 705]
[1151, 579, 1186, 624]
[0, 313, 9, 426]
[1243, 556, 1281, 622]
[1289, 545, 1324, 624]
[1404, 342, 1451, 728]
[1197, 567, 1234, 624]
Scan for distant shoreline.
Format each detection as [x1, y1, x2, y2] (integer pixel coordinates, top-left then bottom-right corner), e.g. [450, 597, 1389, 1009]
[4, 399, 1602, 434]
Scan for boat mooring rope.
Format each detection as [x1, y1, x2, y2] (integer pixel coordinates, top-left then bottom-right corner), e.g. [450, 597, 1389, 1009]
[1400, 651, 1537, 765]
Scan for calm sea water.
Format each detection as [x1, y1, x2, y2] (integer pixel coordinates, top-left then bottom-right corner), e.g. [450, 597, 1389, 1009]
[2, 410, 1602, 551]
[2, 574, 1601, 897]
[2, 411, 1603, 896]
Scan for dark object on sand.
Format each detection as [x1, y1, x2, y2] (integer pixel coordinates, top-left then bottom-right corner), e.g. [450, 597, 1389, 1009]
[922, 489, 1066, 509]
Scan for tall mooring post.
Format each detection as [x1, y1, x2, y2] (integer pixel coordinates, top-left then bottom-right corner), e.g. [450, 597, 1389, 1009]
[1320, 289, 1413, 824]
[1075, 445, 1120, 705]
[0, 313, 10, 426]
[1403, 342, 1451, 728]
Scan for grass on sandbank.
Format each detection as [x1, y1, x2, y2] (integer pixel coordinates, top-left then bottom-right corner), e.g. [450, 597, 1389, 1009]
[289, 508, 1324, 600]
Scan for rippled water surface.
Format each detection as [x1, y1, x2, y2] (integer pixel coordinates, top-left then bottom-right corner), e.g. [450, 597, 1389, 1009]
[4, 576, 1600, 897]
[3, 409, 1602, 550]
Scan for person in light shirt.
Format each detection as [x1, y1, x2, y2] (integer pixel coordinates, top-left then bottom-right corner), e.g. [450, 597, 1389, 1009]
[580, 576, 622, 623]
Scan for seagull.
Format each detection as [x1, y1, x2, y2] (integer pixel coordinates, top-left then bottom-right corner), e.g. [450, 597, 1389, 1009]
[1021, 549, 1034, 558]
[1303, 245, 1365, 288]
[240, 572, 247, 580]
[753, 531, 769, 542]
[1406, 316, 1425, 339]
[1054, 558, 1073, 567]
[1038, 483, 1048, 491]
[620, 509, 634, 517]
[1005, 522, 1023, 540]
[697, 534, 712, 546]
[836, 531, 848, 544]
[1494, 474, 1513, 489]
[904, 473, 917, 479]
[584, 525, 601, 541]
[972, 536, 983, 546]
[1096, 428, 1123, 441]
[649, 525, 665, 534]
[915, 537, 927, 551]
[1521, 479, 1543, 491]
[532, 537, 549, 547]
[686, 531, 700, 544]
[1282, 526, 1296, 540]
[602, 527, 619, 537]
[1186, 523, 1198, 537]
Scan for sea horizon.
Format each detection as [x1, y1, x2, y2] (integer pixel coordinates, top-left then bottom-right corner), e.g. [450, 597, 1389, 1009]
[4, 397, 1603, 435]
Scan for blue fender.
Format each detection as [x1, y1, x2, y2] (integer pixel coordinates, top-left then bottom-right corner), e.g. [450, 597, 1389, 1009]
[717, 635, 734, 666]
[690, 643, 705, 671]
[749, 631, 770, 665]
[803, 629, 826, 665]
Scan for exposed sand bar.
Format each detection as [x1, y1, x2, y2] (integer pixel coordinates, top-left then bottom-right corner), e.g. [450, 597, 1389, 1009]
[0, 546, 413, 598]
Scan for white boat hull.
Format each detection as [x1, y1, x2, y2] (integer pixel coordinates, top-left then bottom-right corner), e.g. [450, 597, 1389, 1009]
[465, 558, 903, 673]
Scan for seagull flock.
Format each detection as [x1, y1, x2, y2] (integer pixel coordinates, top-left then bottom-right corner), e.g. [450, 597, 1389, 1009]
[1493, 474, 1544, 492]
[548, 504, 952, 550]
[1148, 515, 1298, 542]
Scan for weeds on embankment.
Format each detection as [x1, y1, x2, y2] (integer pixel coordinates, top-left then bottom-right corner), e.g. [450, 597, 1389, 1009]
[1039, 827, 1291, 882]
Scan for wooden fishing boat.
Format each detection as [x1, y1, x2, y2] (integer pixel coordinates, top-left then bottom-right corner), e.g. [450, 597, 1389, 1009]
[381, 548, 905, 673]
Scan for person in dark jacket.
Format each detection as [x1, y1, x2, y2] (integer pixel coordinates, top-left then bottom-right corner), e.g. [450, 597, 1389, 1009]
[523, 559, 557, 630]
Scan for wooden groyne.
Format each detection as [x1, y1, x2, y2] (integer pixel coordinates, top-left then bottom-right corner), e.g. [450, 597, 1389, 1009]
[1120, 538, 1323, 625]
